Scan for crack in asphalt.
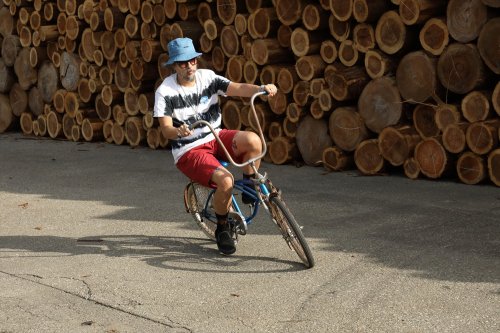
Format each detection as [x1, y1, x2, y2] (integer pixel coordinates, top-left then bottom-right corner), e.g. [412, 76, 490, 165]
[0, 270, 193, 332]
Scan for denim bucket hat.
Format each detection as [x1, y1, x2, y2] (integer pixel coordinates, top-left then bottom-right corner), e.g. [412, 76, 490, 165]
[163, 38, 202, 66]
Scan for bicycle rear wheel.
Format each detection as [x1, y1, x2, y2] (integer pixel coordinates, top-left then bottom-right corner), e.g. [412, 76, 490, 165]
[185, 183, 217, 241]
[269, 196, 315, 268]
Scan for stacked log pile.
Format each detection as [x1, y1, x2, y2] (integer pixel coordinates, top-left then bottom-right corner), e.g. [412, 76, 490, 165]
[0, 0, 499, 186]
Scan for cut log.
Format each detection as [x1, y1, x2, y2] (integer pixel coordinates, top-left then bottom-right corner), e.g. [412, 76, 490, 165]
[310, 78, 326, 98]
[222, 99, 242, 130]
[330, 0, 353, 22]
[364, 49, 396, 79]
[82, 118, 104, 142]
[14, 48, 38, 90]
[268, 121, 283, 141]
[276, 24, 292, 48]
[146, 127, 160, 149]
[286, 103, 306, 123]
[37, 114, 47, 137]
[260, 65, 284, 86]
[283, 117, 298, 138]
[112, 121, 126, 145]
[268, 90, 289, 115]
[466, 121, 499, 155]
[29, 87, 45, 118]
[46, 110, 63, 138]
[20, 112, 33, 135]
[493, 82, 500, 116]
[211, 45, 225, 72]
[322, 146, 353, 171]
[290, 27, 322, 57]
[414, 137, 450, 179]
[0, 94, 14, 133]
[462, 91, 492, 123]
[0, 58, 14, 94]
[309, 99, 325, 120]
[269, 136, 297, 165]
[358, 76, 402, 134]
[437, 43, 485, 95]
[396, 51, 439, 104]
[378, 126, 421, 167]
[353, 0, 389, 23]
[354, 139, 384, 175]
[353, 23, 375, 53]
[248, 103, 273, 134]
[328, 106, 369, 152]
[434, 103, 461, 130]
[404, 157, 420, 179]
[399, 0, 447, 26]
[234, 13, 248, 36]
[447, 0, 488, 43]
[95, 94, 112, 121]
[302, 4, 329, 31]
[277, 67, 299, 94]
[482, 0, 500, 7]
[318, 89, 334, 112]
[71, 124, 81, 141]
[329, 13, 350, 42]
[247, 8, 279, 39]
[375, 10, 409, 55]
[62, 112, 75, 140]
[413, 104, 440, 139]
[37, 61, 59, 104]
[275, 0, 306, 26]
[477, 17, 500, 75]
[295, 115, 333, 166]
[292, 80, 311, 106]
[488, 149, 500, 186]
[9, 83, 28, 117]
[251, 38, 290, 66]
[320, 40, 338, 64]
[295, 55, 326, 81]
[338, 40, 359, 66]
[59, 51, 80, 92]
[457, 152, 487, 185]
[419, 17, 449, 56]
[325, 63, 369, 101]
[217, 0, 246, 25]
[442, 123, 468, 154]
[220, 25, 240, 57]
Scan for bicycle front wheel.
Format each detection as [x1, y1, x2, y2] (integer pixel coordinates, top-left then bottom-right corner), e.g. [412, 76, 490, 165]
[185, 183, 217, 241]
[269, 196, 315, 268]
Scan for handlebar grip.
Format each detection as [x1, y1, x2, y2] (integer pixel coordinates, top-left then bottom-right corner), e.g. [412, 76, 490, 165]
[172, 119, 184, 128]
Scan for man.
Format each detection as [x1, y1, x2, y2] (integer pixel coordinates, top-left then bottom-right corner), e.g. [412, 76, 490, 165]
[154, 37, 277, 255]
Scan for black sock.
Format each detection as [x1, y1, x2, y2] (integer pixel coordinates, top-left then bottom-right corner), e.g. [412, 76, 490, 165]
[216, 213, 228, 224]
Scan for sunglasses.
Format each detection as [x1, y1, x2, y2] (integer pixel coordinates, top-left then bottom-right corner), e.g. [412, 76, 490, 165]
[176, 58, 198, 68]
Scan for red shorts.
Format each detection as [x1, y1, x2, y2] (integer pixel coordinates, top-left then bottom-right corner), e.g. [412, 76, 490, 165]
[176, 129, 243, 188]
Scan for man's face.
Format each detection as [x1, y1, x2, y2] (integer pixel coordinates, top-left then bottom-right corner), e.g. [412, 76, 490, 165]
[175, 57, 198, 83]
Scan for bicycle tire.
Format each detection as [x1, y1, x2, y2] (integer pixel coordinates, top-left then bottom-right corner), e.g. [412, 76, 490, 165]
[186, 183, 217, 241]
[269, 196, 315, 268]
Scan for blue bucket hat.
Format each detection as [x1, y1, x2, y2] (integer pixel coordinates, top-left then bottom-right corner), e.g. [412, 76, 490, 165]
[163, 38, 202, 66]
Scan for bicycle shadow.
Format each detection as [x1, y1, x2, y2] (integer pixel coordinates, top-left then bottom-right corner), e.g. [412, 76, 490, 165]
[0, 234, 304, 273]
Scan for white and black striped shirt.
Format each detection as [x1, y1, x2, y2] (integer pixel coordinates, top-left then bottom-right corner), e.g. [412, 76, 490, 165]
[153, 69, 231, 163]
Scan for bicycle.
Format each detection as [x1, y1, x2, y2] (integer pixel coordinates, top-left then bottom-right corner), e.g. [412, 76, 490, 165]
[182, 91, 315, 269]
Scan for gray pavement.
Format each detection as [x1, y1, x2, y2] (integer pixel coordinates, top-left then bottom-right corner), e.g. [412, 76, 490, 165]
[0, 132, 499, 333]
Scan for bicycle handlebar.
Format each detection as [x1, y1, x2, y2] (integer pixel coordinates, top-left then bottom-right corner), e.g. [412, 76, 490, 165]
[188, 91, 268, 168]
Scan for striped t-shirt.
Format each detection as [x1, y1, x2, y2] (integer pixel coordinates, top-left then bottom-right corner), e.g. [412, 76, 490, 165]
[153, 69, 231, 163]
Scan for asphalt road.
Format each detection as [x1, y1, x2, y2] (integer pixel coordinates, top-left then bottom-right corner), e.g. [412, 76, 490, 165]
[1, 133, 499, 333]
